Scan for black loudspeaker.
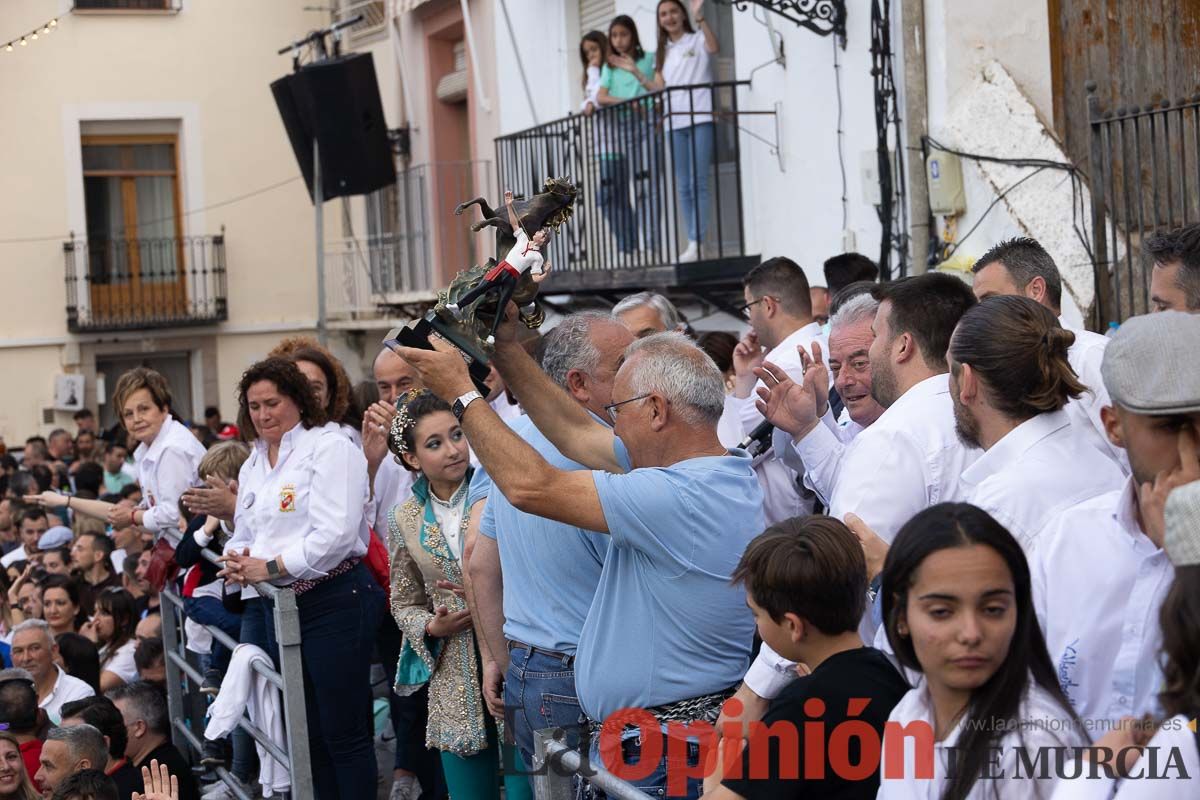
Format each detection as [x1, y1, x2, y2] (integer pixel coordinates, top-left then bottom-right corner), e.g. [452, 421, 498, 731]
[271, 53, 396, 202]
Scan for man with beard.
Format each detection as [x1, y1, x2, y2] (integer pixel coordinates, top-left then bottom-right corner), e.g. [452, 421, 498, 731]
[759, 272, 978, 539]
[970, 237, 1127, 472]
[734, 273, 976, 720]
[948, 296, 1125, 551]
[1031, 311, 1200, 728]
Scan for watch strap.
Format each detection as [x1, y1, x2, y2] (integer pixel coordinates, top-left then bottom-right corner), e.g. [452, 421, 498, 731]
[453, 390, 483, 420]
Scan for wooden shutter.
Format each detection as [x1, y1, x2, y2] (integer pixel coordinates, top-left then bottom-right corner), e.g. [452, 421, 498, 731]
[579, 0, 614, 36]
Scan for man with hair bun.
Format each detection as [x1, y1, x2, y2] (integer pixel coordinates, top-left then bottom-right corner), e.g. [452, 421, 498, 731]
[948, 296, 1125, 552]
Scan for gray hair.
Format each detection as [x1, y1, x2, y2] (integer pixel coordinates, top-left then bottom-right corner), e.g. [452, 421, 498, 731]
[541, 312, 616, 389]
[12, 618, 54, 645]
[612, 292, 683, 331]
[624, 333, 725, 426]
[46, 723, 109, 770]
[830, 292, 879, 333]
[107, 680, 169, 736]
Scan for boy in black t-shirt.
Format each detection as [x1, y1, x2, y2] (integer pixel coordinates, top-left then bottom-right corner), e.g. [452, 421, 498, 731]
[705, 516, 910, 799]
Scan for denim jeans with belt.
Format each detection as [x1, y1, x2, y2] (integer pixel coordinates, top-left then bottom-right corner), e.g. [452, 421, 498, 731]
[259, 563, 385, 800]
[504, 644, 585, 769]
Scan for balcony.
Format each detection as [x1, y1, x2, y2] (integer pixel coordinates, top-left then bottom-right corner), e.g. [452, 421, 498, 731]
[73, 0, 182, 11]
[494, 80, 760, 298]
[334, 0, 388, 41]
[64, 234, 227, 333]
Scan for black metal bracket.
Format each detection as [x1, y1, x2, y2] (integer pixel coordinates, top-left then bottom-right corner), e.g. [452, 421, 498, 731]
[718, 0, 846, 46]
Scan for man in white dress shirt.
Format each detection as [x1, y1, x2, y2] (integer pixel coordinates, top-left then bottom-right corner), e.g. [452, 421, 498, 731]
[1033, 311, 1200, 729]
[731, 273, 978, 715]
[949, 296, 1126, 551]
[970, 237, 1127, 472]
[725, 257, 826, 525]
[770, 292, 885, 491]
[10, 620, 94, 725]
[1145, 223, 1200, 313]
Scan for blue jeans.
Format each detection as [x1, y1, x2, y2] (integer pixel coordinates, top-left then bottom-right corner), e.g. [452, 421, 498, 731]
[258, 564, 386, 800]
[578, 724, 703, 800]
[632, 132, 664, 251]
[504, 645, 584, 769]
[669, 122, 715, 244]
[597, 156, 637, 253]
[185, 596, 241, 673]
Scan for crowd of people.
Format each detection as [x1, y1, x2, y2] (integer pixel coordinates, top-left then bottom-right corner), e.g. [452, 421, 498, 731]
[0, 218, 1198, 800]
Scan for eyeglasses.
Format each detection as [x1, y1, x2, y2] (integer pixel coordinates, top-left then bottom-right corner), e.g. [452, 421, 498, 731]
[737, 295, 774, 316]
[604, 394, 651, 423]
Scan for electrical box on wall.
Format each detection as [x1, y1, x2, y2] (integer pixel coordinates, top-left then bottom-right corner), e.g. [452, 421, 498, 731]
[926, 150, 966, 215]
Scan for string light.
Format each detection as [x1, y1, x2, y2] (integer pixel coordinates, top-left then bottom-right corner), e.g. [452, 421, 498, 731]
[3, 16, 62, 54]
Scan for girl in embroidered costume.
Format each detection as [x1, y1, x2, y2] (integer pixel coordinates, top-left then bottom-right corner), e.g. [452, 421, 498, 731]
[445, 190, 553, 344]
[386, 390, 531, 800]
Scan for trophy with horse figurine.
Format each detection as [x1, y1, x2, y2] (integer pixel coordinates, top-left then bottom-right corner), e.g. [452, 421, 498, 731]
[383, 177, 577, 394]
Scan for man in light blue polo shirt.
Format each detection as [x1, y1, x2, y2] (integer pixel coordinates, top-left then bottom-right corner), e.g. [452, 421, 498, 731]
[465, 313, 633, 767]
[397, 321, 763, 800]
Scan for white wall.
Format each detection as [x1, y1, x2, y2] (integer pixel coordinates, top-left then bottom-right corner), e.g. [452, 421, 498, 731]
[729, 6, 885, 287]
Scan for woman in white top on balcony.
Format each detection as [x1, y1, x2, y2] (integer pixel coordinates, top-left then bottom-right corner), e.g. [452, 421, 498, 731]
[650, 0, 718, 263]
[218, 357, 383, 800]
[27, 367, 206, 540]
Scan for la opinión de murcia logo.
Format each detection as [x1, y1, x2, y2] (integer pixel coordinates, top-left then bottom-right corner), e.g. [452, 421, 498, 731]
[511, 699, 1196, 797]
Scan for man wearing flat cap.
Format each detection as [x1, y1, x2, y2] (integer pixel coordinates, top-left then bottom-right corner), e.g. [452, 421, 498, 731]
[1032, 311, 1200, 729]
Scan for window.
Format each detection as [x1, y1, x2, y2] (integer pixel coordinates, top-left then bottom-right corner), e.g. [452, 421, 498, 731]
[82, 134, 185, 314]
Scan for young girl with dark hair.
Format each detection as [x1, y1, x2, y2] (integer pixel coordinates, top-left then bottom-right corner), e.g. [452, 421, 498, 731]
[579, 30, 608, 115]
[879, 503, 1085, 799]
[386, 390, 530, 800]
[84, 587, 138, 691]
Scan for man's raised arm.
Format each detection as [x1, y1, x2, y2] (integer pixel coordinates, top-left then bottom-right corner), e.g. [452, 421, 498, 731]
[491, 304, 624, 473]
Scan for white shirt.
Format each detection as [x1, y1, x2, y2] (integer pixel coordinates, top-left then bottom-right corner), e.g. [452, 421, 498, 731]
[772, 406, 865, 495]
[227, 423, 370, 584]
[879, 678, 1085, 800]
[1061, 320, 1130, 475]
[205, 644, 289, 796]
[39, 664, 95, 724]
[797, 372, 978, 543]
[134, 417, 207, 535]
[1050, 714, 1200, 800]
[661, 29, 713, 130]
[1032, 479, 1173, 728]
[100, 639, 138, 685]
[1, 544, 36, 569]
[722, 322, 827, 526]
[961, 409, 1125, 552]
[429, 480, 470, 562]
[581, 64, 601, 112]
[503, 229, 545, 276]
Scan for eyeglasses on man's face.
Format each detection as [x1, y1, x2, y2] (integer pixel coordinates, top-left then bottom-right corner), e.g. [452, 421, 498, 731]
[738, 295, 775, 317]
[604, 394, 651, 423]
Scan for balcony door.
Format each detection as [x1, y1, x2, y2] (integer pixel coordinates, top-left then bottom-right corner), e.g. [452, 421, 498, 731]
[82, 135, 186, 320]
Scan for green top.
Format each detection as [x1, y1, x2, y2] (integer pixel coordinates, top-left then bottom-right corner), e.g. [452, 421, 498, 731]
[599, 51, 656, 100]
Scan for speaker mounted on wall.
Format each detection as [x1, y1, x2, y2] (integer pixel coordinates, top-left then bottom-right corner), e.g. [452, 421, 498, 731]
[271, 52, 396, 203]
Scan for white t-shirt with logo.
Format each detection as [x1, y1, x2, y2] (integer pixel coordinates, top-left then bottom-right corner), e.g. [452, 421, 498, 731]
[661, 30, 713, 130]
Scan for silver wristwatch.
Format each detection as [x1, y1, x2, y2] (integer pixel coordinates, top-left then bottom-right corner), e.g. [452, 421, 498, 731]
[452, 390, 483, 420]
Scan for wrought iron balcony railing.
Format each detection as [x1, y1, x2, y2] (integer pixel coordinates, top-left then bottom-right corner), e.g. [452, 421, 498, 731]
[494, 80, 760, 293]
[63, 233, 228, 332]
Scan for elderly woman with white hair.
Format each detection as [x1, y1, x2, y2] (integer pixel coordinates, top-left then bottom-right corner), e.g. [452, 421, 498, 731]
[396, 312, 763, 800]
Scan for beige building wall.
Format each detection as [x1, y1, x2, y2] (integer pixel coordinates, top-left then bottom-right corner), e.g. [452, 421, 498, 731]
[0, 0, 329, 441]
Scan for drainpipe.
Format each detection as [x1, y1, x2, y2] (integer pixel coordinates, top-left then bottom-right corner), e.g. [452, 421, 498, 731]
[901, 0, 930, 273]
[458, 0, 492, 113]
